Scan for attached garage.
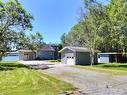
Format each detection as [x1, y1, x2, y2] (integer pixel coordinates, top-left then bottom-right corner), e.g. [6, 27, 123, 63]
[59, 46, 97, 65]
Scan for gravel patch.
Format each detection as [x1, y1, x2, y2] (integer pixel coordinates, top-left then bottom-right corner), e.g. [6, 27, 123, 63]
[44, 64, 127, 95]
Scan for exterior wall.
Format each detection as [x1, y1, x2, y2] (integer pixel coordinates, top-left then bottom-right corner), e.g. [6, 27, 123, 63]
[98, 53, 127, 63]
[36, 50, 54, 60]
[76, 52, 91, 65]
[19, 52, 36, 61]
[98, 54, 109, 63]
[61, 49, 75, 64]
[51, 45, 58, 60]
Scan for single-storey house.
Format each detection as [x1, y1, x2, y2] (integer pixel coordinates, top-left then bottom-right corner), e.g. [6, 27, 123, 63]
[36, 45, 58, 60]
[19, 45, 58, 61]
[98, 53, 127, 63]
[59, 46, 98, 65]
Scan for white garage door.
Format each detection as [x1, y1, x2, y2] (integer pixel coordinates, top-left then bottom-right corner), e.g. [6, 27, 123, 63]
[67, 57, 75, 65]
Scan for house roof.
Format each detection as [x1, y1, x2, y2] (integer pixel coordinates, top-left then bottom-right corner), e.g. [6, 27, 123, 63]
[59, 46, 92, 53]
[39, 45, 55, 51]
[18, 50, 36, 53]
[98, 53, 125, 55]
[18, 45, 56, 52]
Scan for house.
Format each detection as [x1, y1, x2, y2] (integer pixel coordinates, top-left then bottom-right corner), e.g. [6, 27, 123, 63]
[98, 53, 127, 63]
[59, 46, 98, 65]
[19, 45, 58, 61]
[36, 45, 58, 60]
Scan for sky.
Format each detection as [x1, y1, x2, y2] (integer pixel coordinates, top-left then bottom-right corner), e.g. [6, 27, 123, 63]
[17, 0, 84, 44]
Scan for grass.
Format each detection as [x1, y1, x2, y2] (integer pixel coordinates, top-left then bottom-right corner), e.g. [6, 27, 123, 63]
[73, 63, 127, 75]
[0, 61, 74, 95]
[48, 59, 61, 62]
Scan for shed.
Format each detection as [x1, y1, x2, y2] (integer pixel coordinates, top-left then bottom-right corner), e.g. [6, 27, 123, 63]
[19, 50, 36, 61]
[59, 46, 97, 65]
[98, 53, 127, 63]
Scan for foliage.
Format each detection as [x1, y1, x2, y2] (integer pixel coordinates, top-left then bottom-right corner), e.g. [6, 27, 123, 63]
[0, 62, 74, 95]
[106, 0, 127, 52]
[17, 31, 44, 50]
[61, 22, 86, 47]
[0, 0, 33, 57]
[61, 0, 127, 64]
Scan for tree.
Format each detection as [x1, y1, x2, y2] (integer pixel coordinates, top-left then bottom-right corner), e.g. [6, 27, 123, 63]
[17, 31, 44, 50]
[61, 33, 67, 47]
[0, 0, 33, 59]
[61, 22, 86, 47]
[28, 32, 44, 50]
[61, 0, 127, 64]
[78, 0, 107, 65]
[106, 0, 127, 53]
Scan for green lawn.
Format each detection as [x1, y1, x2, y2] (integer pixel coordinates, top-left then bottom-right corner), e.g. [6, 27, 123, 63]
[0, 61, 74, 95]
[74, 63, 127, 75]
[48, 59, 61, 62]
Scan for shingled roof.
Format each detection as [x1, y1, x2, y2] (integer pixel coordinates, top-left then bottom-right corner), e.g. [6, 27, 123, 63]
[59, 46, 91, 52]
[39, 45, 55, 51]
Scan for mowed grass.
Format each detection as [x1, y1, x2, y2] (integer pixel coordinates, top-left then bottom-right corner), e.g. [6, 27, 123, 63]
[0, 61, 74, 95]
[74, 63, 127, 75]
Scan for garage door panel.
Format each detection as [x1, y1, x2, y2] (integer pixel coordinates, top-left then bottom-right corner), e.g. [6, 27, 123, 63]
[65, 53, 75, 65]
[67, 58, 75, 65]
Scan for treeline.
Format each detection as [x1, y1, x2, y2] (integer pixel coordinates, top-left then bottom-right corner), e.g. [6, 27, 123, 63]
[0, 0, 45, 58]
[61, 0, 127, 53]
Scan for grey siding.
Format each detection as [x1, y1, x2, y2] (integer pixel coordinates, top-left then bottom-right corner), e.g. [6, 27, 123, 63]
[37, 50, 54, 60]
[76, 52, 91, 65]
[61, 48, 75, 64]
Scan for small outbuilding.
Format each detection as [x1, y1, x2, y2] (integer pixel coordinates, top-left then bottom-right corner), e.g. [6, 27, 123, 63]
[98, 53, 127, 63]
[19, 50, 36, 61]
[59, 46, 97, 65]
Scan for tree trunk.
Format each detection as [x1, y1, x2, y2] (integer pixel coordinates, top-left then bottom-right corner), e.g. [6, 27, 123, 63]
[0, 56, 2, 61]
[90, 48, 95, 66]
[115, 54, 117, 63]
[0, 52, 5, 61]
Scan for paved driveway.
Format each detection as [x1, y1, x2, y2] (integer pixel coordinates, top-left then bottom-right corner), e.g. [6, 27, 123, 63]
[44, 64, 127, 95]
[21, 61, 127, 95]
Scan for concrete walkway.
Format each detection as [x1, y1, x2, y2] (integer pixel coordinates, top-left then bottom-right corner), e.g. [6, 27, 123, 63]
[21, 61, 127, 95]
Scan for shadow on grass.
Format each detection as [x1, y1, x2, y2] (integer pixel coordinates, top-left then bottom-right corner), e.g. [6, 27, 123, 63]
[0, 63, 29, 71]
